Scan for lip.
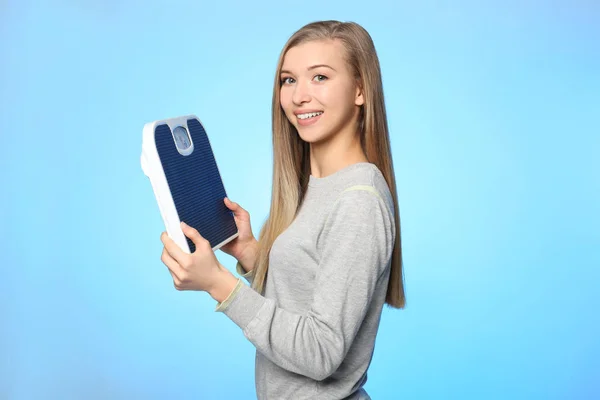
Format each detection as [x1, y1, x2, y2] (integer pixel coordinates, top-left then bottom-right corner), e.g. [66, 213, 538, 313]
[295, 110, 323, 127]
[294, 109, 323, 116]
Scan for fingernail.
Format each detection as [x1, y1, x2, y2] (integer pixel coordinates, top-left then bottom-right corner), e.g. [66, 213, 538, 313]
[181, 221, 187, 227]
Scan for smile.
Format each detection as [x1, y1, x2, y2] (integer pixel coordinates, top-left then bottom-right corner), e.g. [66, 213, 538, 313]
[296, 111, 323, 127]
[297, 111, 323, 120]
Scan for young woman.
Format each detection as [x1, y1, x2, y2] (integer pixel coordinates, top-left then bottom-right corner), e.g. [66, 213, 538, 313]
[160, 20, 405, 400]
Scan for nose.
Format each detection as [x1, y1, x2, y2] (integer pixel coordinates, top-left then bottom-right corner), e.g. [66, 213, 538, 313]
[292, 79, 311, 105]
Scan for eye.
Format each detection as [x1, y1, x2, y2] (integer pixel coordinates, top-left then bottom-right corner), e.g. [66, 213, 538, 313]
[281, 77, 295, 85]
[313, 74, 328, 82]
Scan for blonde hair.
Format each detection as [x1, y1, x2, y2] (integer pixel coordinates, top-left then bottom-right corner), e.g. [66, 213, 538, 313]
[251, 20, 405, 309]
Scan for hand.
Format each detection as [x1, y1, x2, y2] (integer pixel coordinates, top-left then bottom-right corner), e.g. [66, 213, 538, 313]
[221, 197, 258, 266]
[160, 221, 224, 293]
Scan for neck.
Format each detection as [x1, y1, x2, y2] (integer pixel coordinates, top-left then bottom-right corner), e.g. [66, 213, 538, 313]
[309, 127, 368, 179]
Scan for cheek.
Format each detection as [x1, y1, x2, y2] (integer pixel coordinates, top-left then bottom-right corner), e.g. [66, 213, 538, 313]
[279, 89, 293, 116]
[312, 85, 330, 105]
[316, 85, 345, 117]
[318, 82, 351, 108]
[337, 84, 358, 117]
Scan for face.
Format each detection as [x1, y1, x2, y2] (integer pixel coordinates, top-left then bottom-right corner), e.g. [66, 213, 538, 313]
[279, 39, 364, 145]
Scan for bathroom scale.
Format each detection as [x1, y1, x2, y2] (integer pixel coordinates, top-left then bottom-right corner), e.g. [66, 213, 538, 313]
[141, 115, 238, 254]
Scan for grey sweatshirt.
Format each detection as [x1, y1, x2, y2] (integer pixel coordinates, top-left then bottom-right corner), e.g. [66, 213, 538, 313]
[215, 162, 396, 400]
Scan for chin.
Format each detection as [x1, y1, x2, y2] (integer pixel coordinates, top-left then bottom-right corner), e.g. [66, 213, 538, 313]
[291, 118, 334, 144]
[297, 130, 331, 145]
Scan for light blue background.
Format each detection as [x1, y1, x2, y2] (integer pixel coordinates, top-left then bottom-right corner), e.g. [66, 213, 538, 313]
[2, 1, 599, 399]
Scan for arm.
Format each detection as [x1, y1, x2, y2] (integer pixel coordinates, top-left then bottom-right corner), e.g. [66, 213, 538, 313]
[235, 239, 258, 284]
[216, 189, 395, 381]
[236, 260, 255, 284]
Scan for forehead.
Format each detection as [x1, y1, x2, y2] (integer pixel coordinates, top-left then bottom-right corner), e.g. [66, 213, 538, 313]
[281, 39, 347, 72]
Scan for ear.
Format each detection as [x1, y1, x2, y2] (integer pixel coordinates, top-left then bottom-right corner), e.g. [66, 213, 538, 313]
[355, 82, 364, 106]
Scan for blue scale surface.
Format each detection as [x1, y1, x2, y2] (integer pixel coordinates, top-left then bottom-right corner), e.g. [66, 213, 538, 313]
[154, 118, 237, 252]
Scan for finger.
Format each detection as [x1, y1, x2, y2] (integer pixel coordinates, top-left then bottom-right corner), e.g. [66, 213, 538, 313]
[160, 231, 189, 267]
[224, 197, 248, 217]
[167, 267, 184, 291]
[180, 221, 211, 253]
[224, 197, 237, 209]
[161, 247, 184, 286]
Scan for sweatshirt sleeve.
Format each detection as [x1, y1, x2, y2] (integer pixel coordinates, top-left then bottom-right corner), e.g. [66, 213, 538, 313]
[235, 260, 254, 285]
[216, 188, 395, 381]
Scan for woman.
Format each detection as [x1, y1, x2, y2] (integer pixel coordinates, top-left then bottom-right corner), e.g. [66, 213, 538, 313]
[160, 20, 405, 400]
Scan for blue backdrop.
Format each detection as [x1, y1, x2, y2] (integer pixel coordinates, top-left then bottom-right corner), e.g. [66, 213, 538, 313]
[2, 1, 598, 399]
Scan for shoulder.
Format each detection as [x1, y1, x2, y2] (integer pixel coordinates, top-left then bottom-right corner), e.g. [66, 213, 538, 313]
[318, 166, 396, 265]
[335, 163, 394, 218]
[324, 163, 395, 229]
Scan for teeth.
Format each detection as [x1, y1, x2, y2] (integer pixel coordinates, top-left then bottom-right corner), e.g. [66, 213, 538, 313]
[297, 111, 323, 120]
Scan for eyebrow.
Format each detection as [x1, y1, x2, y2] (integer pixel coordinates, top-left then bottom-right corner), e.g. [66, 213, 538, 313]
[280, 64, 336, 75]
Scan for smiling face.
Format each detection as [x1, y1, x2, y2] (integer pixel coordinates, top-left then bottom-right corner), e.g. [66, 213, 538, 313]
[279, 39, 364, 145]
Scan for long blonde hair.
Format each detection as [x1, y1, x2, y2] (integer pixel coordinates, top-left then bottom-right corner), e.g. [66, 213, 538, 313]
[252, 20, 405, 309]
